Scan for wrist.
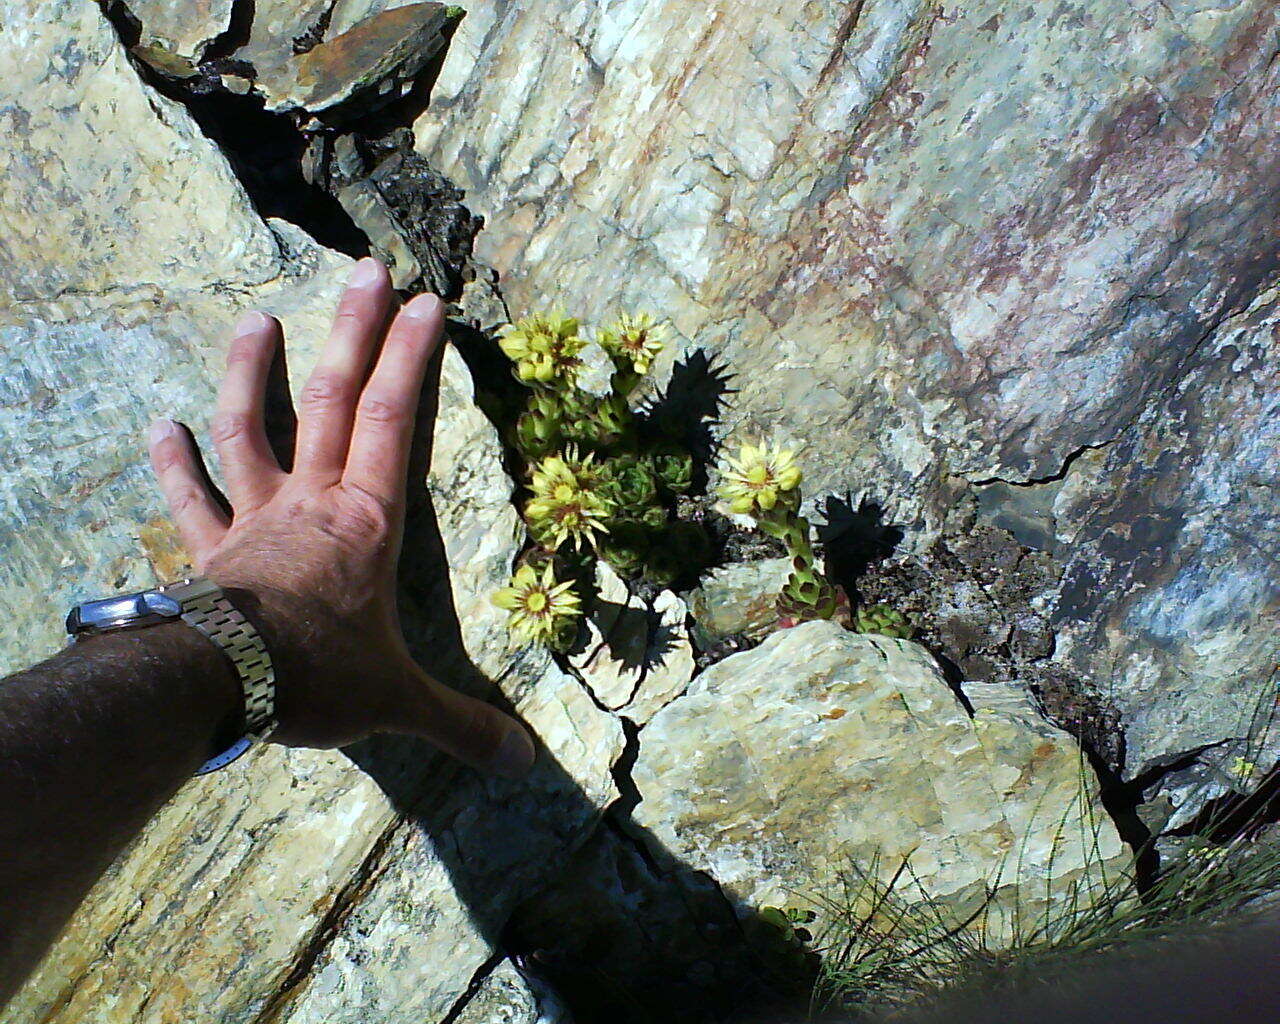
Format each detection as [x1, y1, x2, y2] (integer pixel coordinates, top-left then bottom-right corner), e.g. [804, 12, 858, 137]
[76, 621, 244, 773]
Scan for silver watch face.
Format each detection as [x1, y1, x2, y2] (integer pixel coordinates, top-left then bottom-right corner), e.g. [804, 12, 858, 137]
[66, 589, 183, 636]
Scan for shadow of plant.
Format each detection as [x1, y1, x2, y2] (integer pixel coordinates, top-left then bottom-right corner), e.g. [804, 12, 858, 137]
[815, 495, 904, 601]
[638, 349, 737, 495]
[579, 592, 682, 681]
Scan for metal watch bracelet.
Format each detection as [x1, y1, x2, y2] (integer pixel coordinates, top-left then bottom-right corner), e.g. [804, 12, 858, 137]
[162, 578, 278, 773]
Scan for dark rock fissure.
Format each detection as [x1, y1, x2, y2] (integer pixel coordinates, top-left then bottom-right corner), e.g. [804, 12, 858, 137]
[98, 0, 483, 298]
[437, 948, 508, 1024]
[252, 816, 407, 1024]
[100, 0, 374, 258]
[203, 0, 257, 61]
[969, 440, 1111, 490]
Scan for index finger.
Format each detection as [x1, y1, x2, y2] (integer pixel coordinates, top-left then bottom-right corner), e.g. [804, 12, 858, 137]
[342, 292, 445, 506]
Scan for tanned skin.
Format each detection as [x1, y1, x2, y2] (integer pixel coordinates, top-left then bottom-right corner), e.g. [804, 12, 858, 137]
[0, 258, 535, 1003]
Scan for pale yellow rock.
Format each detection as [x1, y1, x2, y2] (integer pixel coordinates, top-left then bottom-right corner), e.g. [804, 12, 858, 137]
[271, 665, 623, 1023]
[125, 0, 235, 69]
[632, 621, 1130, 943]
[453, 958, 567, 1024]
[0, 0, 280, 304]
[686, 556, 793, 647]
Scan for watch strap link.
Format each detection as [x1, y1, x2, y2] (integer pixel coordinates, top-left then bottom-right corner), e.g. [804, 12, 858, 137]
[165, 578, 278, 743]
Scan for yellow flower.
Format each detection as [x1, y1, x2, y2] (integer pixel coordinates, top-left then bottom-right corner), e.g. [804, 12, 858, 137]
[1230, 756, 1257, 781]
[525, 449, 612, 549]
[493, 563, 582, 645]
[717, 441, 802, 516]
[598, 313, 668, 375]
[498, 312, 585, 384]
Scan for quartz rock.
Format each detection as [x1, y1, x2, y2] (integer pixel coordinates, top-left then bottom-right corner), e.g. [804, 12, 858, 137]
[686, 557, 793, 648]
[0, 5, 619, 1021]
[6, 0, 1276, 1020]
[633, 622, 1130, 943]
[268, 665, 623, 1023]
[453, 959, 571, 1024]
[122, 0, 234, 73]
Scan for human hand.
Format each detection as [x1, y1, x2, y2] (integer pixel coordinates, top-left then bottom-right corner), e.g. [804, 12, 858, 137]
[146, 258, 535, 776]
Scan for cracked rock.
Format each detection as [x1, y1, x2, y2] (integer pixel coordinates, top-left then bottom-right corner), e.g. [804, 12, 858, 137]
[415, 0, 1280, 815]
[570, 563, 694, 725]
[0, 6, 614, 1020]
[252, 3, 451, 121]
[120, 0, 235, 75]
[453, 958, 572, 1024]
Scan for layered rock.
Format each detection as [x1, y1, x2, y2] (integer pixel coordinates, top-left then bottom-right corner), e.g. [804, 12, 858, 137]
[0, 5, 620, 1022]
[414, 0, 1280, 786]
[570, 563, 695, 724]
[3, 0, 1274, 1021]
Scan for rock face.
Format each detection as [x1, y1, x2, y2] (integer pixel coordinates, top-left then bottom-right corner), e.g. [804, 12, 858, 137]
[253, 3, 451, 119]
[2, 0, 1275, 1021]
[686, 557, 797, 647]
[1, 5, 621, 1022]
[633, 622, 1128, 942]
[415, 1, 1280, 790]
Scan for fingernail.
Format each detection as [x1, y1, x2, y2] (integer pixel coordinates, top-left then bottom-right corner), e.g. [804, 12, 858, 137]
[493, 724, 536, 778]
[149, 419, 176, 445]
[347, 257, 383, 289]
[403, 293, 442, 320]
[234, 310, 270, 337]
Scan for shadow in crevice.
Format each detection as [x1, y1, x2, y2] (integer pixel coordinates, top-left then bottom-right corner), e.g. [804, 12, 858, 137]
[580, 592, 681, 682]
[321, 354, 816, 1024]
[639, 350, 737, 491]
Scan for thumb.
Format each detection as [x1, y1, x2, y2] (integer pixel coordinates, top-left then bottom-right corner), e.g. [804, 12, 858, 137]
[401, 670, 537, 779]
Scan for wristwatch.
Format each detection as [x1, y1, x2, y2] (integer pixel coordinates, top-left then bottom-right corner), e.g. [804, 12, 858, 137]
[66, 577, 277, 775]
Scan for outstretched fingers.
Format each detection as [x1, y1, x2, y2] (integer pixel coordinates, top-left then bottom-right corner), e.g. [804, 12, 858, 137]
[148, 420, 230, 562]
[342, 293, 445, 508]
[293, 258, 392, 481]
[212, 311, 286, 511]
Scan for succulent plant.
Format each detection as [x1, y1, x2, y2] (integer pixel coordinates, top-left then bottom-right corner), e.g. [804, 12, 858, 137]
[493, 309, 711, 645]
[718, 441, 843, 625]
[719, 441, 802, 516]
[498, 312, 585, 386]
[652, 442, 694, 494]
[598, 453, 659, 512]
[596, 522, 651, 579]
[853, 603, 914, 639]
[492, 562, 582, 648]
[524, 449, 613, 551]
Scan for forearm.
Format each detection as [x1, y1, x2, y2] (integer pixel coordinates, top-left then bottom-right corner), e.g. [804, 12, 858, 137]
[0, 624, 239, 1000]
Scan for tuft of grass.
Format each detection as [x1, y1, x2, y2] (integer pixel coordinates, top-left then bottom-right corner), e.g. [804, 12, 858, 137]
[803, 667, 1280, 1020]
